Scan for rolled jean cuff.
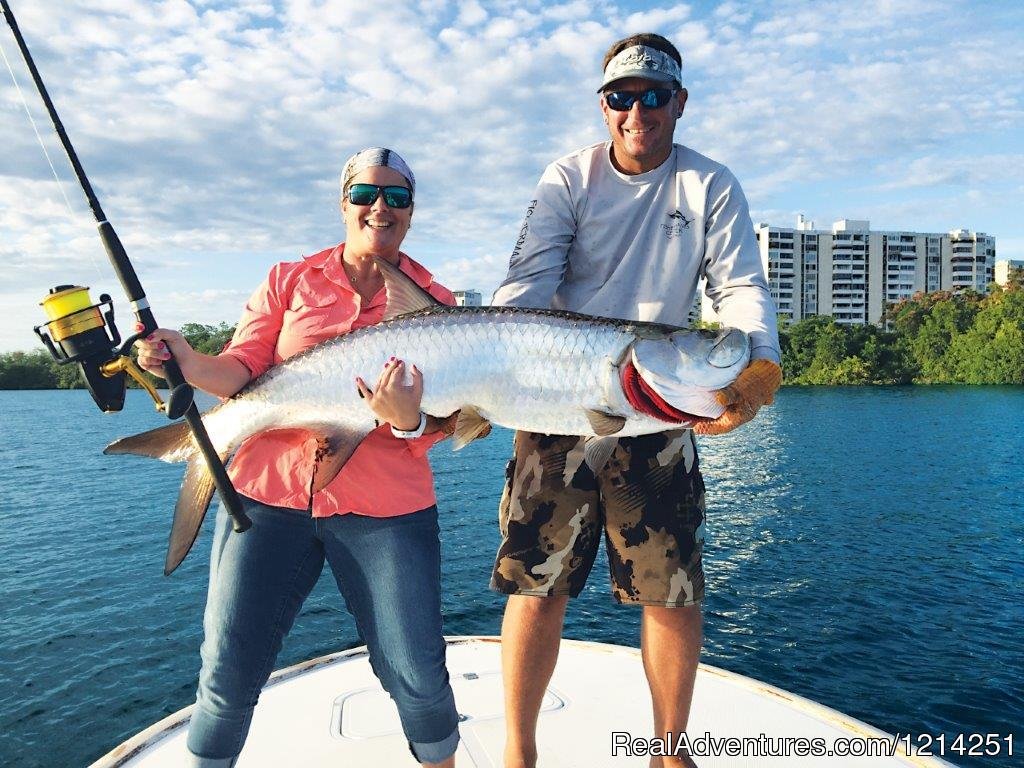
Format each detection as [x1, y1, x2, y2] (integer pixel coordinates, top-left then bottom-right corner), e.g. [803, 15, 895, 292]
[409, 725, 460, 763]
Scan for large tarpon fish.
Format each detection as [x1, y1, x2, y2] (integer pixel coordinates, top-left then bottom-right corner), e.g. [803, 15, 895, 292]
[106, 259, 749, 573]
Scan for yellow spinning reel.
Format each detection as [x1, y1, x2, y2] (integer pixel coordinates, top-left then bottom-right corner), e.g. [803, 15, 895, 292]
[35, 285, 179, 415]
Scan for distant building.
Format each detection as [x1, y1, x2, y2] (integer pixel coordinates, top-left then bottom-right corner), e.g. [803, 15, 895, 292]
[453, 290, 483, 307]
[995, 259, 1024, 286]
[701, 217, 996, 327]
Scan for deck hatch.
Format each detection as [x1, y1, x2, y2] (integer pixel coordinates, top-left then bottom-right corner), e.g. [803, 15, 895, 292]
[332, 670, 566, 740]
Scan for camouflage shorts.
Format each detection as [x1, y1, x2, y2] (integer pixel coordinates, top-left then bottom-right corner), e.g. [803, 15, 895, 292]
[490, 429, 706, 607]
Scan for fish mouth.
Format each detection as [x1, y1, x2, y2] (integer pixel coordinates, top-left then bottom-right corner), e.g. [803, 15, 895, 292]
[620, 360, 709, 425]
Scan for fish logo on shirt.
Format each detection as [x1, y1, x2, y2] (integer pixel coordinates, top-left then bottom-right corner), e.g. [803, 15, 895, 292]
[668, 210, 692, 226]
[663, 210, 693, 239]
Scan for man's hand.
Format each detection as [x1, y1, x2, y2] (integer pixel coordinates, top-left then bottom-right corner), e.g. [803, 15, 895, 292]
[693, 359, 782, 436]
[356, 358, 423, 431]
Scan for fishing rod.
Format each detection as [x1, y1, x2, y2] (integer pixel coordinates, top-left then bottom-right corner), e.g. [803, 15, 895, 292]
[2, 0, 251, 570]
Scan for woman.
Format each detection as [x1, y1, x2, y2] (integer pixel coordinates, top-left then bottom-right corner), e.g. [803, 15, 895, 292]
[135, 148, 460, 767]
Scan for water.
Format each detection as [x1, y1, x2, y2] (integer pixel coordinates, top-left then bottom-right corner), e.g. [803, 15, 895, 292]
[1, 388, 1021, 767]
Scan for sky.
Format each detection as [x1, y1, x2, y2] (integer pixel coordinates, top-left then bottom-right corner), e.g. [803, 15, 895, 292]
[2, 0, 1022, 352]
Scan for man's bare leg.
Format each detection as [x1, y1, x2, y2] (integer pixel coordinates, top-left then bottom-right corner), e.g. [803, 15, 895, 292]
[422, 756, 454, 768]
[641, 603, 703, 768]
[501, 594, 570, 768]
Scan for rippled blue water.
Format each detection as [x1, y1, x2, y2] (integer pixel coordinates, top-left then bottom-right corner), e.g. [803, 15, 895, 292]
[1, 388, 1021, 767]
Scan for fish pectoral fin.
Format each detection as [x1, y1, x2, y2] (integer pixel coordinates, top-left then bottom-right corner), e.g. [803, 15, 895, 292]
[584, 409, 627, 436]
[165, 451, 224, 576]
[583, 436, 619, 473]
[310, 428, 370, 493]
[452, 406, 493, 450]
[374, 256, 444, 321]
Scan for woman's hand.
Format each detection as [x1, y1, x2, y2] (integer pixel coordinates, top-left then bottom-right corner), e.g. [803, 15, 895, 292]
[132, 322, 249, 397]
[356, 358, 423, 431]
[134, 324, 195, 380]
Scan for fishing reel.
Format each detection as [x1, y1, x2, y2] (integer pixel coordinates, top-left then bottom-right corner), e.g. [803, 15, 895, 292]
[34, 285, 193, 418]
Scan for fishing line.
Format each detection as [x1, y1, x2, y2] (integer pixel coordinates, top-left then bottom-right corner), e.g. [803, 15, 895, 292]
[0, 31, 105, 280]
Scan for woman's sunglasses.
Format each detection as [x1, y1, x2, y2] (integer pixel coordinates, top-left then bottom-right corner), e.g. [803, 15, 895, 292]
[347, 183, 413, 209]
[604, 88, 676, 112]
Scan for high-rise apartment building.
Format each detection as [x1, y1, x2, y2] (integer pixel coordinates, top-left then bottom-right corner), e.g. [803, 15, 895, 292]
[946, 229, 997, 295]
[732, 217, 996, 327]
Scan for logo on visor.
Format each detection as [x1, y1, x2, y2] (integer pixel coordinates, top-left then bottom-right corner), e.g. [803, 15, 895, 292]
[617, 49, 661, 72]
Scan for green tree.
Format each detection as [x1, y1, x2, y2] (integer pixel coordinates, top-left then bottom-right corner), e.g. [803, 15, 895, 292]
[800, 320, 850, 384]
[831, 355, 872, 384]
[782, 315, 916, 385]
[180, 322, 236, 355]
[944, 285, 1024, 384]
[859, 327, 915, 384]
[906, 294, 980, 382]
[54, 362, 85, 389]
[886, 291, 934, 338]
[0, 350, 58, 389]
[1, 322, 238, 390]
[781, 315, 833, 381]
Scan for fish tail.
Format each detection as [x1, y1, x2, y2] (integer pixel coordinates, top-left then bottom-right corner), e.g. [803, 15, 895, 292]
[104, 421, 224, 575]
[164, 453, 219, 575]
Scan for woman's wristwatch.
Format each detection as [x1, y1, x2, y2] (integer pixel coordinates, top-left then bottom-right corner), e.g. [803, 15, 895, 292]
[391, 412, 427, 439]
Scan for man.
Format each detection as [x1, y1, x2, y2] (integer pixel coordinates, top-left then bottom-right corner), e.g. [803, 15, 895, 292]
[490, 33, 782, 768]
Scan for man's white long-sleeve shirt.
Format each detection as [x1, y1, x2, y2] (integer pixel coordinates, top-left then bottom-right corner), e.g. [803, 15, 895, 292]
[492, 141, 781, 363]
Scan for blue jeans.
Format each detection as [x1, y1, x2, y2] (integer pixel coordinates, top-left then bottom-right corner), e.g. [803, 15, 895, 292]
[186, 497, 459, 766]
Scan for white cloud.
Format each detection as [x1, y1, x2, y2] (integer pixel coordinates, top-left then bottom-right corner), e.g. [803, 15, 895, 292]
[782, 31, 820, 46]
[542, 1, 594, 23]
[873, 155, 1024, 192]
[620, 6, 691, 32]
[456, 0, 488, 27]
[713, 2, 751, 23]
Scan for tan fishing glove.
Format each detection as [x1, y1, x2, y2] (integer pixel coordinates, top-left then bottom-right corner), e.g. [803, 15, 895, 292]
[693, 359, 782, 436]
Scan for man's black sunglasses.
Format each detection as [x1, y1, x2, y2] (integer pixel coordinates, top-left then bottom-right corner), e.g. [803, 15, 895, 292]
[347, 183, 413, 209]
[604, 88, 676, 112]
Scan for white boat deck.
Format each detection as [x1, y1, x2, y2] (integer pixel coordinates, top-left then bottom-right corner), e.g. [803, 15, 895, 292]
[92, 636, 953, 767]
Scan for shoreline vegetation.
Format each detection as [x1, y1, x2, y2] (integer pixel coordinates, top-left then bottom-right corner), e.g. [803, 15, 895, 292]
[1, 322, 234, 391]
[782, 275, 1023, 385]
[3, 277, 1023, 390]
